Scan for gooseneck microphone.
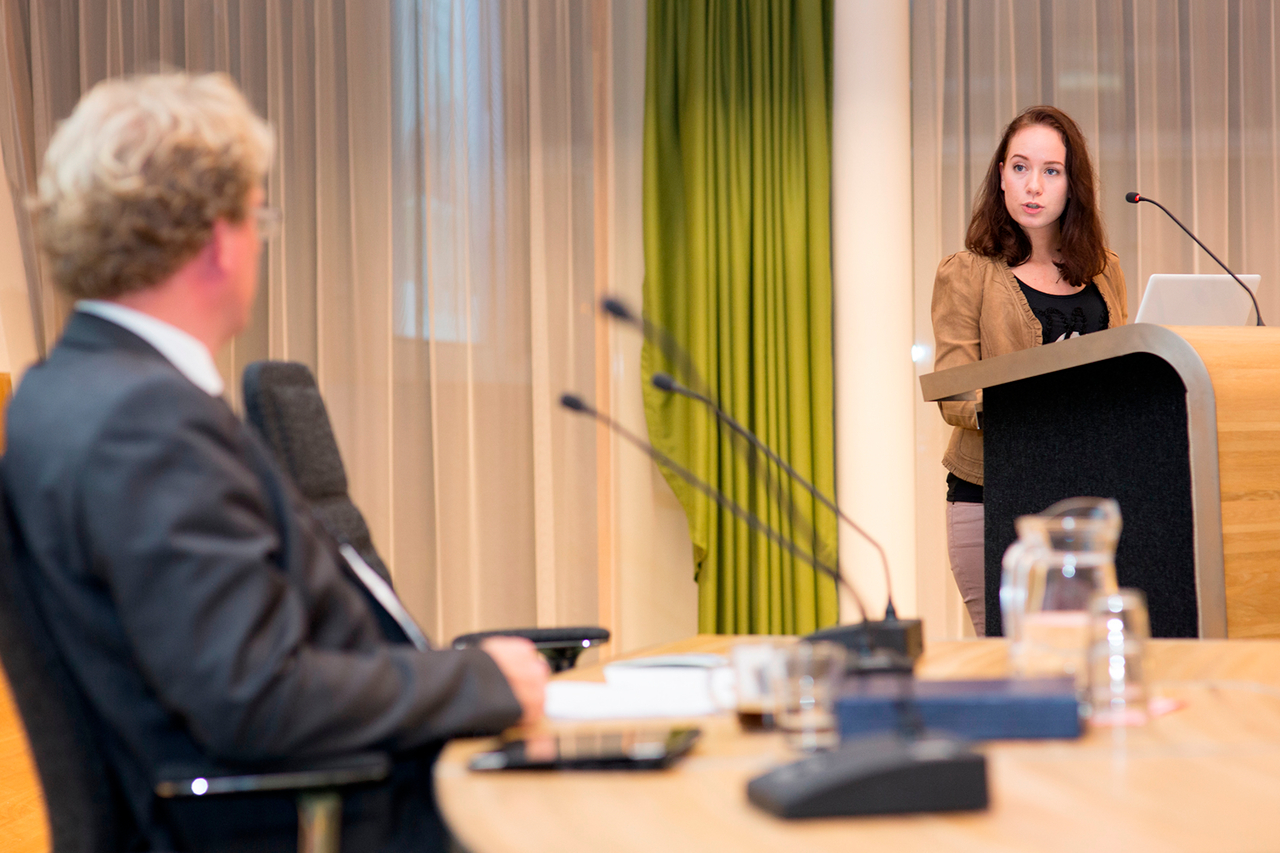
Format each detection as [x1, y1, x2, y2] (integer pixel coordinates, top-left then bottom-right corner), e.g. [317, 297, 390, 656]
[559, 393, 870, 623]
[651, 371, 899, 620]
[1126, 191, 1264, 326]
[604, 297, 903, 613]
[607, 297, 846, 597]
[600, 296, 922, 665]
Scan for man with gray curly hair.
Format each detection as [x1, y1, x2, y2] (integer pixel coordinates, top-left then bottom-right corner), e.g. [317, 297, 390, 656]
[3, 73, 547, 852]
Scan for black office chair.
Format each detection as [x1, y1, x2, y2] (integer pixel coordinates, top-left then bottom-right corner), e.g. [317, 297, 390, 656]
[242, 360, 609, 671]
[0, 486, 389, 853]
[241, 361, 391, 584]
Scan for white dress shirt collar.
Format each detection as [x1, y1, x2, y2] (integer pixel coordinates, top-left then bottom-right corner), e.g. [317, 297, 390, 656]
[76, 300, 226, 397]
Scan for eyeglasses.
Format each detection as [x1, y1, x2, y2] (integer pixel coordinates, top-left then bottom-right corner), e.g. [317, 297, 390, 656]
[253, 206, 283, 241]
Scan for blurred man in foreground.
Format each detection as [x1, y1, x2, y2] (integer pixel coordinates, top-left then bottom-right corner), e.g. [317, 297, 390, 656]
[2, 72, 547, 852]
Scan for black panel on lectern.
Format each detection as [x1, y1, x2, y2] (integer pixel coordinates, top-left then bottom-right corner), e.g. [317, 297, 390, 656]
[983, 352, 1197, 639]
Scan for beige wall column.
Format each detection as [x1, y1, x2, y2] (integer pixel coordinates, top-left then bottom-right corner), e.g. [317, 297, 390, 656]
[832, 1, 917, 622]
[607, 0, 698, 655]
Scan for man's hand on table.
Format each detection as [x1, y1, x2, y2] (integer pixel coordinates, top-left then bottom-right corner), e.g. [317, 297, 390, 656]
[481, 636, 551, 725]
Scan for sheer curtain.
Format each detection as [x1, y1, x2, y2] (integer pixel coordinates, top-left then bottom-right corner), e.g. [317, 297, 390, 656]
[0, 0, 603, 644]
[388, 0, 600, 640]
[911, 0, 1280, 637]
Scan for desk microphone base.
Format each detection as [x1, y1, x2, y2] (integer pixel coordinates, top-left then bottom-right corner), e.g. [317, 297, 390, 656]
[746, 733, 988, 818]
[805, 617, 925, 670]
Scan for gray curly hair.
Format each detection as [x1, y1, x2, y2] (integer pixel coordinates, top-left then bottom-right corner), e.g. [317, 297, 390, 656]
[32, 72, 274, 300]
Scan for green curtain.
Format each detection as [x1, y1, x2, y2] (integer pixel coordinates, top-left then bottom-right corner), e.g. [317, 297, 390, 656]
[642, 0, 837, 634]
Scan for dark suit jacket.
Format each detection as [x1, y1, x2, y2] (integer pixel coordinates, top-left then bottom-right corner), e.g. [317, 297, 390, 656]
[1, 312, 521, 849]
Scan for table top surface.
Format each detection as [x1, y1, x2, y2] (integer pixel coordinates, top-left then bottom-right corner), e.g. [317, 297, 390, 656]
[436, 636, 1280, 853]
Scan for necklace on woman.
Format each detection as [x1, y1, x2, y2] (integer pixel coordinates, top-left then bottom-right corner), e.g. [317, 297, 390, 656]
[1013, 261, 1076, 294]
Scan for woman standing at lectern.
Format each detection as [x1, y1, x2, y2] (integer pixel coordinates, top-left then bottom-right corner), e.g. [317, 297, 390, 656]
[931, 105, 1128, 636]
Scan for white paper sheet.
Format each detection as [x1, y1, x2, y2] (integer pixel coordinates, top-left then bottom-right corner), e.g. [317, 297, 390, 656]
[545, 666, 723, 720]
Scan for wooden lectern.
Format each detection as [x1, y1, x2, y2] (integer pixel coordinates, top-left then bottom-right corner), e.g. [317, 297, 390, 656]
[920, 325, 1280, 639]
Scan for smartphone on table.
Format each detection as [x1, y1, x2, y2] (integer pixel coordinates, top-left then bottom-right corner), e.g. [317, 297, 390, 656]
[468, 726, 701, 771]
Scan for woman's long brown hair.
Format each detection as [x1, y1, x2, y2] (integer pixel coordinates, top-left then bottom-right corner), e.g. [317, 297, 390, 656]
[965, 106, 1107, 286]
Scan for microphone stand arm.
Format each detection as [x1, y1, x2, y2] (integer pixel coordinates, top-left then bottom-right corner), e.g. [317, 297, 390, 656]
[561, 396, 871, 623]
[656, 373, 897, 619]
[1134, 195, 1265, 326]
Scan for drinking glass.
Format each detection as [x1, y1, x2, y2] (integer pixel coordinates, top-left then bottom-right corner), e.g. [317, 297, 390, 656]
[737, 640, 783, 727]
[1087, 588, 1151, 725]
[732, 642, 781, 730]
[770, 641, 846, 752]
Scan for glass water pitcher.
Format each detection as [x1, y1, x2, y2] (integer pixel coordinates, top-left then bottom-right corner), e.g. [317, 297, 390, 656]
[1000, 497, 1122, 680]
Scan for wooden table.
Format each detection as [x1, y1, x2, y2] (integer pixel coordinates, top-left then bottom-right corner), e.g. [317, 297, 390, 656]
[436, 636, 1280, 853]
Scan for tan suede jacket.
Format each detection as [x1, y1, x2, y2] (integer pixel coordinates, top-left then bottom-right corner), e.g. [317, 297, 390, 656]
[930, 250, 1128, 486]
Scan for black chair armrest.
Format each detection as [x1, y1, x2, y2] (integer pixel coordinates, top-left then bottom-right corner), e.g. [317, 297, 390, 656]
[155, 753, 390, 852]
[451, 626, 610, 672]
[154, 752, 391, 798]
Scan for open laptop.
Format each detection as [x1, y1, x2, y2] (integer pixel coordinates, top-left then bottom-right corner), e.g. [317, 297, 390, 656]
[1134, 273, 1262, 326]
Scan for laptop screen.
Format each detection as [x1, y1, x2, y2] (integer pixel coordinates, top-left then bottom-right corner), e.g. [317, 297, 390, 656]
[1134, 273, 1262, 325]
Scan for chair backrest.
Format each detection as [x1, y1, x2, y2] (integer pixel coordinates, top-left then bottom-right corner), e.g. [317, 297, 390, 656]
[0, 488, 132, 853]
[242, 361, 392, 585]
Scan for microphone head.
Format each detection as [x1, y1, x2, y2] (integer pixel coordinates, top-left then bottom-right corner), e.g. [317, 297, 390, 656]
[601, 296, 637, 323]
[651, 372, 678, 392]
[1125, 191, 1141, 204]
[559, 393, 589, 413]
